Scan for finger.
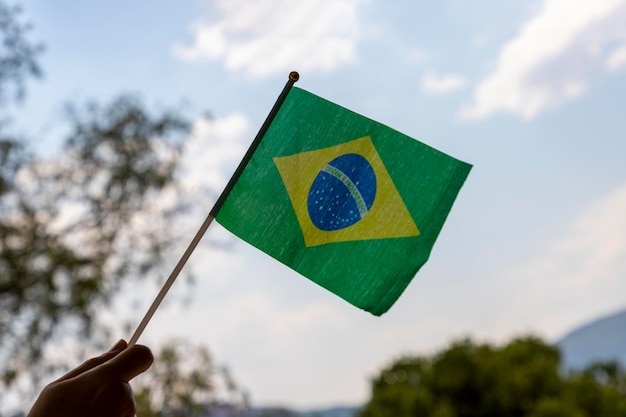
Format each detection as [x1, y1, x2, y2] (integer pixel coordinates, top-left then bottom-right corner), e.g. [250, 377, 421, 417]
[100, 344, 153, 382]
[55, 340, 128, 382]
[108, 339, 128, 352]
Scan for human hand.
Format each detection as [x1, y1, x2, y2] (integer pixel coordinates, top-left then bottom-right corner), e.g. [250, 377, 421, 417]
[27, 340, 153, 417]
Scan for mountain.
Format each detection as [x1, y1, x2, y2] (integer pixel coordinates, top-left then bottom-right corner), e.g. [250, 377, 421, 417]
[241, 405, 360, 417]
[300, 406, 360, 417]
[557, 307, 626, 370]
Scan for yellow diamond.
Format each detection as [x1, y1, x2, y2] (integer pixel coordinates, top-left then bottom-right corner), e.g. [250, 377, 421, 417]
[274, 136, 420, 247]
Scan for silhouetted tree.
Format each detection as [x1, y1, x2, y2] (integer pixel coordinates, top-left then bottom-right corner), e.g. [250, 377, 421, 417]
[135, 340, 249, 417]
[360, 336, 626, 417]
[0, 2, 214, 414]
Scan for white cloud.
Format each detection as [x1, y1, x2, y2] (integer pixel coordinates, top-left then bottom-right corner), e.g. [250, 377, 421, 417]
[492, 181, 626, 339]
[178, 113, 250, 193]
[607, 43, 626, 70]
[173, 0, 362, 78]
[407, 48, 429, 65]
[459, 0, 626, 121]
[420, 71, 467, 94]
[471, 34, 489, 48]
[136, 113, 251, 245]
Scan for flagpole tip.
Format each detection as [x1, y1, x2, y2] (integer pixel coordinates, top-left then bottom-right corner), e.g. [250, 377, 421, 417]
[289, 71, 300, 82]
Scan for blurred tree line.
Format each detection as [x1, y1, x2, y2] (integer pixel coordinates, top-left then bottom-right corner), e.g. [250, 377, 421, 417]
[360, 336, 626, 417]
[0, 2, 247, 416]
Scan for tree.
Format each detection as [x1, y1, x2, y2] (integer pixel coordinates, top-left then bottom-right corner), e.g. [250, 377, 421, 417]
[359, 336, 626, 417]
[0, 1, 42, 106]
[134, 340, 249, 417]
[0, 93, 189, 383]
[0, 2, 238, 415]
[0, 0, 41, 200]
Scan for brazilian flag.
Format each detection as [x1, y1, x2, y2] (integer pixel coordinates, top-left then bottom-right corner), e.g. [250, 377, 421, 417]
[215, 87, 471, 315]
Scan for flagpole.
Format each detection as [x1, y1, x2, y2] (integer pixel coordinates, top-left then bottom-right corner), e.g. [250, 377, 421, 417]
[128, 71, 299, 346]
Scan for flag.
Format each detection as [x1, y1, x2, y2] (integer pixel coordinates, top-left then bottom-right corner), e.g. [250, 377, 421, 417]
[215, 87, 471, 315]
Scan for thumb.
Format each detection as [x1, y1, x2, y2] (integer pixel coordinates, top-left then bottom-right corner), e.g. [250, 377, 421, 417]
[100, 344, 154, 382]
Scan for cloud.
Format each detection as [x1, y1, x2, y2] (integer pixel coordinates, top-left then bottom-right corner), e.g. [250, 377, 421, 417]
[420, 71, 467, 94]
[607, 43, 626, 71]
[407, 48, 429, 65]
[173, 0, 362, 78]
[179, 114, 250, 193]
[136, 113, 250, 244]
[493, 181, 626, 338]
[459, 0, 626, 121]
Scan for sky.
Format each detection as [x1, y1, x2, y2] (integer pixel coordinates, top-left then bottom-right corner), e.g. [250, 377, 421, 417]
[12, 0, 626, 410]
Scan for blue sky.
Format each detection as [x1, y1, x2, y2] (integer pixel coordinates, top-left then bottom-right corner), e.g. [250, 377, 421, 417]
[13, 0, 626, 410]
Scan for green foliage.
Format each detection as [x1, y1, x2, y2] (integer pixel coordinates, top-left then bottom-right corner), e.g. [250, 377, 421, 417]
[0, 1, 196, 413]
[134, 341, 249, 417]
[0, 0, 39, 197]
[0, 3, 256, 417]
[0, 94, 190, 387]
[0, 0, 42, 105]
[360, 337, 626, 417]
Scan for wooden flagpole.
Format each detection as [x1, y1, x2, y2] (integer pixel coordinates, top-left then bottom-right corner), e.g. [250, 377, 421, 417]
[129, 71, 299, 345]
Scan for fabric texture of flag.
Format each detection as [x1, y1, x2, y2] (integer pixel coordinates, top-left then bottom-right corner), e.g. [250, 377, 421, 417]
[215, 87, 471, 315]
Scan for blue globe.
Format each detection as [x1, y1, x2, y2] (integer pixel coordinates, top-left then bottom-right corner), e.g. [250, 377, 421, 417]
[307, 153, 377, 231]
